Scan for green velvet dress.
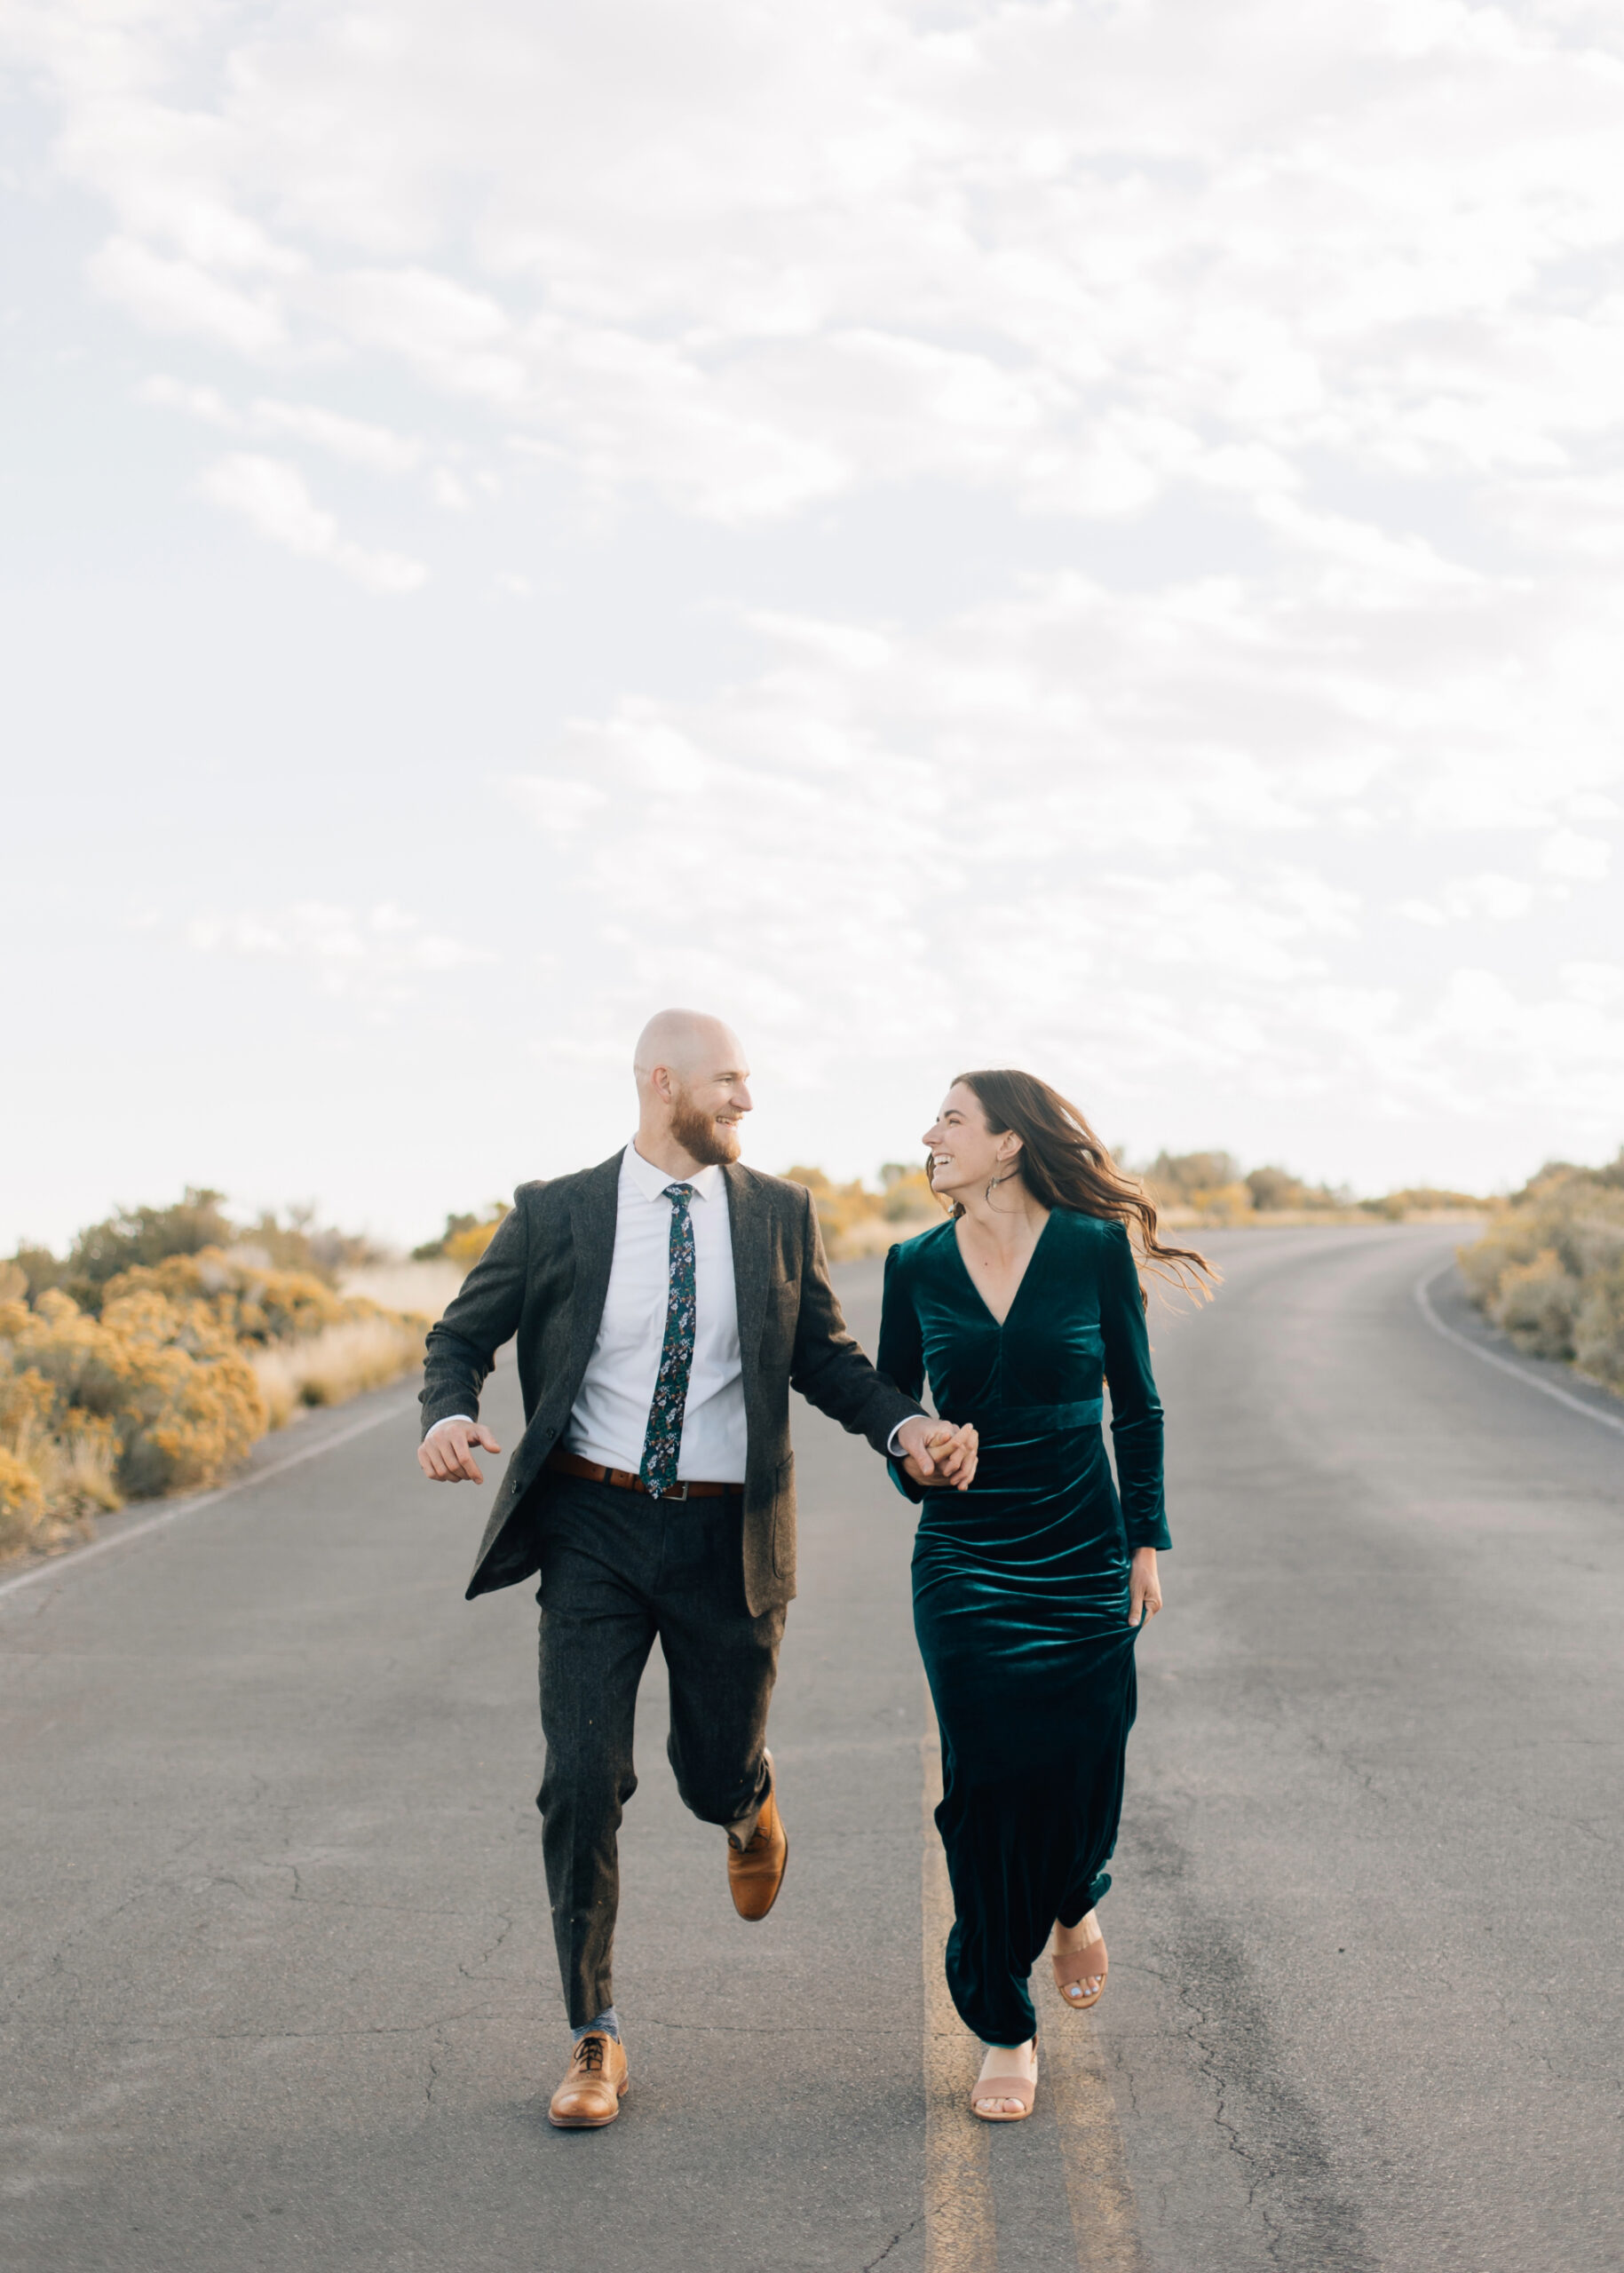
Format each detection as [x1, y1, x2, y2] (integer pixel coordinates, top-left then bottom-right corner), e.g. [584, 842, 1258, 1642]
[878, 1208, 1169, 2047]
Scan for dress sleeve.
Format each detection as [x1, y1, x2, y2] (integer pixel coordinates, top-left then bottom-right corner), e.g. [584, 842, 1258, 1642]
[1099, 1221, 1170, 1552]
[877, 1244, 927, 1503]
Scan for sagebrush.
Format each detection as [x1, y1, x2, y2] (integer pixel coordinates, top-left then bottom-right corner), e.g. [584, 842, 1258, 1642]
[1458, 1152, 1624, 1390]
[0, 1233, 429, 1561]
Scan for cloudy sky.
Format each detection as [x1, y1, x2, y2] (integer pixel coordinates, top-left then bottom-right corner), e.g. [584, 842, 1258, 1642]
[4, 0, 1623, 1252]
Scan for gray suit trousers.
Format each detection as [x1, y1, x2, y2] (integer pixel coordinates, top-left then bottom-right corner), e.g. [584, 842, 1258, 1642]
[535, 1472, 786, 2026]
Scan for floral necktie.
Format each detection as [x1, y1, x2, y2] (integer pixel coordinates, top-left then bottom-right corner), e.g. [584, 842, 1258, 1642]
[639, 1183, 697, 1497]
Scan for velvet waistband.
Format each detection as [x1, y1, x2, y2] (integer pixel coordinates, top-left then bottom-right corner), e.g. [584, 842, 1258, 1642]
[950, 1399, 1105, 1441]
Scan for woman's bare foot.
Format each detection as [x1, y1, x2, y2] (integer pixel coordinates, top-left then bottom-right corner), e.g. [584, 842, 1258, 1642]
[974, 2036, 1037, 2117]
[1052, 1908, 1105, 2005]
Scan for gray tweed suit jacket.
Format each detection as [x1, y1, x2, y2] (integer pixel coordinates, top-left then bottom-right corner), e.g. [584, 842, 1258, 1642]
[419, 1150, 923, 1614]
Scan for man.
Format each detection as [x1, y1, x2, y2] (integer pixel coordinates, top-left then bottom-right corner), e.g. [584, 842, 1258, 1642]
[416, 1010, 977, 2128]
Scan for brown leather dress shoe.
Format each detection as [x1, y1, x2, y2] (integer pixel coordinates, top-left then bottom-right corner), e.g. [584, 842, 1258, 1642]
[547, 2032, 629, 2128]
[726, 1756, 788, 1921]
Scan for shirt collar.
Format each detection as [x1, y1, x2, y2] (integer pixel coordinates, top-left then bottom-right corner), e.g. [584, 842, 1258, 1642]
[624, 1139, 723, 1204]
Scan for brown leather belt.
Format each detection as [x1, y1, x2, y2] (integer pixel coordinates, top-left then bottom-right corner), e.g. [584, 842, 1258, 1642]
[544, 1448, 741, 1501]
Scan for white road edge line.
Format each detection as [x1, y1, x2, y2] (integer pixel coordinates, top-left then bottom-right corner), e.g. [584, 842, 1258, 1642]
[1414, 1263, 1624, 1441]
[0, 1391, 422, 1605]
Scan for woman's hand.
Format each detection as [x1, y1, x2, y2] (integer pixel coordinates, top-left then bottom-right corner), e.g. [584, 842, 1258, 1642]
[898, 1419, 979, 1491]
[1129, 1546, 1162, 1628]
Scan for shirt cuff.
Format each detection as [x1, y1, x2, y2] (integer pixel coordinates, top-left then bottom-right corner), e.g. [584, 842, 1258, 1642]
[426, 1414, 475, 1435]
[886, 1419, 915, 1457]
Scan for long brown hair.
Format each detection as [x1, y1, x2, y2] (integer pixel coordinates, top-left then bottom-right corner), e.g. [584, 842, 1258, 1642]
[932, 1068, 1218, 1301]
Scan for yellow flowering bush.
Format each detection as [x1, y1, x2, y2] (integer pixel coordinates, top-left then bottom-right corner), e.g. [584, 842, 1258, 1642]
[783, 1166, 942, 1259]
[415, 1205, 511, 1268]
[0, 1284, 265, 1509]
[0, 1444, 47, 1556]
[0, 1239, 431, 1563]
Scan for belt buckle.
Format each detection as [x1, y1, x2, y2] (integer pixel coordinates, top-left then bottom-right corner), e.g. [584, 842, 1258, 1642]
[663, 1480, 691, 1501]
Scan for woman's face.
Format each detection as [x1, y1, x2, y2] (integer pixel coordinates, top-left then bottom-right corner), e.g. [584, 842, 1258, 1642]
[923, 1082, 1018, 1200]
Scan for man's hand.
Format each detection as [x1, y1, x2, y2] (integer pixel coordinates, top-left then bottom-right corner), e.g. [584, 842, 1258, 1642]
[417, 1420, 502, 1485]
[896, 1416, 979, 1493]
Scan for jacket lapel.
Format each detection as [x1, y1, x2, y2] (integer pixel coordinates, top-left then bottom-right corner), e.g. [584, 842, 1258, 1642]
[566, 1151, 624, 1382]
[724, 1161, 771, 1374]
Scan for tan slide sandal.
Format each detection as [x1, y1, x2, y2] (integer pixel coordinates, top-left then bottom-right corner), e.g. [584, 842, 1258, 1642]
[1052, 1934, 1107, 2010]
[970, 2039, 1038, 2123]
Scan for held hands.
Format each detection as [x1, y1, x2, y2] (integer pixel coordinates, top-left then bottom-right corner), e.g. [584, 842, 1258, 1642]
[417, 1420, 502, 1485]
[896, 1416, 979, 1492]
[1129, 1545, 1162, 1628]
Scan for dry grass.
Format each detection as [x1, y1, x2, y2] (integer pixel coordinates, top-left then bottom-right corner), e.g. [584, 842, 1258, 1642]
[340, 1259, 465, 1321]
[252, 1312, 428, 1430]
[833, 1209, 941, 1258]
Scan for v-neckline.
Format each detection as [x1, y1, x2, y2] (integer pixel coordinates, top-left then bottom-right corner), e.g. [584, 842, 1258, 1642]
[950, 1208, 1054, 1330]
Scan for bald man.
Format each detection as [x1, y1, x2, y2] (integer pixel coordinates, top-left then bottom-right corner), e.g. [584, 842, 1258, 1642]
[416, 1010, 977, 2128]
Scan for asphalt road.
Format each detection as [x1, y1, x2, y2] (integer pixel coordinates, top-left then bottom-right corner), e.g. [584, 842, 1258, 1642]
[3, 1224, 1620, 2272]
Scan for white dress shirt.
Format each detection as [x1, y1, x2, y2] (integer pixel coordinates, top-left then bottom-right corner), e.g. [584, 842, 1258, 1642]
[566, 1141, 746, 1483]
[426, 1139, 917, 1480]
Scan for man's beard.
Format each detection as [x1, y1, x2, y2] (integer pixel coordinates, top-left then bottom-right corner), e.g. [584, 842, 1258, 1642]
[670, 1090, 741, 1167]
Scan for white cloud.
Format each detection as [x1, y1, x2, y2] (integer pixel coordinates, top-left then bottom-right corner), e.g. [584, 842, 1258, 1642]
[197, 454, 427, 592]
[183, 901, 493, 999]
[91, 237, 285, 357]
[143, 376, 424, 473]
[1539, 828, 1612, 881]
[20, 0, 1624, 531]
[10, 1, 1624, 1209]
[250, 399, 423, 475]
[492, 574, 1623, 1136]
[1400, 874, 1535, 925]
[140, 374, 236, 426]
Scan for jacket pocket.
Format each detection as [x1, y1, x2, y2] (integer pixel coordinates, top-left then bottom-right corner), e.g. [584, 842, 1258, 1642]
[770, 1453, 796, 1580]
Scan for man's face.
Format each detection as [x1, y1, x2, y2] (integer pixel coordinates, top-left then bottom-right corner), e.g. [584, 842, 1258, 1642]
[669, 1052, 753, 1166]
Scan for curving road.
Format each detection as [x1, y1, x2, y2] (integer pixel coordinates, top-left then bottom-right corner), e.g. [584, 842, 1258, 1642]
[2, 1224, 1620, 2272]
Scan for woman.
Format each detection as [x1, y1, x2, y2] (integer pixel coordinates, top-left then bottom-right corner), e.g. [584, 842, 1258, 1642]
[879, 1070, 1214, 2122]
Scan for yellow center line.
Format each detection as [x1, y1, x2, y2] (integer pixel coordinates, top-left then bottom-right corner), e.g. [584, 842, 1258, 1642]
[920, 1683, 997, 2272]
[1046, 2011, 1151, 2270]
[920, 1678, 1149, 2271]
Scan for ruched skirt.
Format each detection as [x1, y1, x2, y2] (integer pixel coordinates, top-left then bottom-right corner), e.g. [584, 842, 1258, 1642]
[913, 1403, 1140, 2047]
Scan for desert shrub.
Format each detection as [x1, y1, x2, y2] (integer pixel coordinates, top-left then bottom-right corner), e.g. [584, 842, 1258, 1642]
[60, 1187, 236, 1311]
[1, 1192, 431, 1563]
[1359, 1185, 1485, 1222]
[0, 1445, 46, 1555]
[231, 1205, 380, 1281]
[1141, 1152, 1251, 1223]
[1245, 1166, 1306, 1211]
[7, 1190, 385, 1316]
[1488, 1249, 1583, 1359]
[1459, 1152, 1624, 1389]
[879, 1164, 939, 1222]
[1574, 1263, 1624, 1390]
[1144, 1151, 1240, 1201]
[784, 1167, 939, 1259]
[413, 1205, 510, 1264]
[101, 1249, 352, 1347]
[2, 1285, 265, 1502]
